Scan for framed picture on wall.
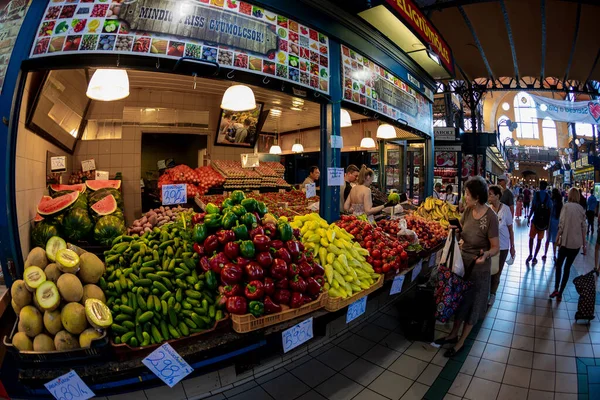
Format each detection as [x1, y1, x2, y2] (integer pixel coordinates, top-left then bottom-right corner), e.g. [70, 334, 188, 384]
[214, 103, 266, 148]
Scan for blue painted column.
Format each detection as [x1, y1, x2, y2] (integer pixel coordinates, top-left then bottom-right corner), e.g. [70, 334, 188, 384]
[319, 38, 341, 223]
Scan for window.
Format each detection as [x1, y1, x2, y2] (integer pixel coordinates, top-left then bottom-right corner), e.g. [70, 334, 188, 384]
[497, 115, 512, 144]
[513, 92, 539, 139]
[575, 123, 594, 137]
[433, 119, 446, 127]
[542, 118, 557, 148]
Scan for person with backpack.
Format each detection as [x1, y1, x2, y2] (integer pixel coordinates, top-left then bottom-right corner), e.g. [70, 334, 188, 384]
[551, 188, 587, 301]
[523, 185, 532, 218]
[543, 188, 563, 262]
[526, 181, 552, 265]
[586, 191, 598, 236]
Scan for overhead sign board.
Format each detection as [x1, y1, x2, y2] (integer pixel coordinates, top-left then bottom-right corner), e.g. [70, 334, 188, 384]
[434, 127, 456, 141]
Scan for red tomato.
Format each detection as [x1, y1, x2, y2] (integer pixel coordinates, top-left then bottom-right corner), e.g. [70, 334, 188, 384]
[371, 249, 381, 259]
[382, 263, 391, 273]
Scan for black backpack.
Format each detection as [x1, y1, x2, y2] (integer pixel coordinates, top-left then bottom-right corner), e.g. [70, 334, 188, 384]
[533, 191, 551, 231]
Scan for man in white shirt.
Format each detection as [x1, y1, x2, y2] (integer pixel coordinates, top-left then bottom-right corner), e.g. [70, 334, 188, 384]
[433, 182, 442, 199]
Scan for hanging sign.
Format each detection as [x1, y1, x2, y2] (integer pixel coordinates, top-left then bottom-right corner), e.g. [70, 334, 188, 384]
[346, 297, 367, 323]
[45, 370, 94, 400]
[434, 127, 457, 141]
[530, 94, 600, 124]
[142, 343, 194, 388]
[282, 317, 313, 353]
[50, 156, 67, 172]
[327, 168, 344, 186]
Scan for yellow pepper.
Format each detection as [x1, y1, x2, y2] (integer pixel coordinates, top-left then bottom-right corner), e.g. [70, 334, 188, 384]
[328, 244, 342, 255]
[320, 237, 329, 247]
[319, 247, 328, 266]
[326, 253, 335, 265]
[327, 229, 336, 242]
[324, 264, 333, 283]
[307, 234, 320, 243]
[337, 254, 349, 268]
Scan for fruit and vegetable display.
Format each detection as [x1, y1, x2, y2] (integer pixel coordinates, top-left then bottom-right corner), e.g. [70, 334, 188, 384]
[127, 205, 188, 235]
[211, 161, 290, 190]
[376, 216, 447, 250]
[68, 170, 96, 185]
[10, 238, 112, 352]
[413, 197, 460, 228]
[158, 164, 226, 198]
[290, 214, 380, 300]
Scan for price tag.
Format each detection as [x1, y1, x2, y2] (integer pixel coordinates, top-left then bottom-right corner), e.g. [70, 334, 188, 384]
[142, 343, 193, 388]
[241, 153, 260, 168]
[95, 171, 109, 180]
[346, 296, 367, 324]
[50, 156, 66, 172]
[305, 183, 316, 198]
[327, 167, 344, 186]
[162, 184, 187, 205]
[429, 252, 438, 268]
[157, 160, 167, 170]
[390, 274, 405, 295]
[81, 159, 95, 172]
[412, 260, 423, 282]
[45, 370, 94, 400]
[330, 135, 343, 149]
[282, 317, 313, 353]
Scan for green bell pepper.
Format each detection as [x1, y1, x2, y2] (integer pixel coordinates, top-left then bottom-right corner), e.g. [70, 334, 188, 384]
[241, 198, 258, 212]
[230, 190, 245, 204]
[256, 201, 268, 217]
[205, 270, 218, 290]
[240, 213, 258, 229]
[204, 214, 222, 229]
[248, 301, 264, 318]
[239, 240, 256, 258]
[222, 211, 238, 229]
[277, 221, 293, 241]
[231, 205, 246, 217]
[232, 221, 249, 240]
[205, 203, 220, 215]
[192, 223, 208, 244]
[221, 198, 234, 209]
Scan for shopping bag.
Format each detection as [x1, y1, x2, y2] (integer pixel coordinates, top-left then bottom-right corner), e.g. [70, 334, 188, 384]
[491, 253, 500, 275]
[440, 230, 465, 277]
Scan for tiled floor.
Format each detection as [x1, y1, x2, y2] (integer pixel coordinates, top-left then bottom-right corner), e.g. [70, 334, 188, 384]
[97, 219, 599, 400]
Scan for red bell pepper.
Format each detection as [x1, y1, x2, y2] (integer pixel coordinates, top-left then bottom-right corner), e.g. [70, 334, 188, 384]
[244, 262, 264, 280]
[221, 263, 243, 284]
[193, 243, 205, 257]
[217, 230, 236, 245]
[263, 277, 275, 295]
[298, 262, 313, 279]
[256, 251, 273, 268]
[235, 256, 251, 268]
[288, 263, 300, 278]
[274, 289, 291, 305]
[314, 275, 325, 288]
[289, 275, 308, 293]
[270, 240, 285, 250]
[199, 256, 211, 272]
[244, 280, 264, 300]
[249, 226, 265, 238]
[224, 241, 240, 260]
[276, 248, 292, 264]
[293, 228, 301, 239]
[252, 234, 271, 252]
[306, 277, 322, 296]
[270, 258, 288, 280]
[209, 252, 229, 274]
[192, 213, 205, 226]
[312, 262, 325, 276]
[290, 292, 304, 308]
[220, 284, 242, 297]
[264, 296, 282, 314]
[296, 254, 307, 264]
[226, 296, 247, 315]
[297, 240, 305, 252]
[286, 240, 301, 259]
[263, 222, 277, 239]
[204, 235, 219, 255]
[275, 277, 289, 289]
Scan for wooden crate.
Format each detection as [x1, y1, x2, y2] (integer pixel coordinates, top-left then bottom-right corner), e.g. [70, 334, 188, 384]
[231, 293, 327, 333]
[324, 275, 384, 312]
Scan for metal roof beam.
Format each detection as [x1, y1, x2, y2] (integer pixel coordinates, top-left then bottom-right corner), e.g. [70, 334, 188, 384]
[584, 49, 600, 89]
[540, 0, 546, 81]
[563, 2, 582, 82]
[457, 6, 495, 80]
[499, 0, 519, 80]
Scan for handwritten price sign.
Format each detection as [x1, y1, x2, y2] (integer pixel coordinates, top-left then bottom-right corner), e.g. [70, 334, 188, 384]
[50, 156, 66, 172]
[142, 343, 193, 388]
[346, 296, 367, 323]
[327, 167, 344, 186]
[305, 183, 316, 199]
[162, 184, 187, 206]
[282, 317, 313, 353]
[390, 274, 405, 295]
[412, 260, 423, 282]
[45, 370, 94, 400]
[81, 159, 95, 172]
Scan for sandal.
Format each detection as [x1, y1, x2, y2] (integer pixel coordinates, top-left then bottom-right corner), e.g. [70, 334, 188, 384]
[444, 344, 464, 358]
[434, 336, 459, 346]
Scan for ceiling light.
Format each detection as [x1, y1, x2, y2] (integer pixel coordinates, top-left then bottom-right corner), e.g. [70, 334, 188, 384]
[291, 97, 304, 107]
[87, 69, 130, 101]
[221, 85, 256, 111]
[376, 124, 396, 139]
[269, 144, 282, 154]
[360, 130, 375, 149]
[514, 140, 519, 146]
[292, 138, 304, 153]
[426, 48, 440, 65]
[290, 107, 303, 111]
[270, 108, 282, 117]
[502, 102, 510, 111]
[341, 109, 352, 128]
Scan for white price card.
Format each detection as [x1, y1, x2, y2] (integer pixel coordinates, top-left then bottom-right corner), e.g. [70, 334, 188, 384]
[282, 317, 313, 353]
[305, 183, 316, 199]
[162, 184, 187, 206]
[95, 170, 109, 180]
[412, 260, 423, 282]
[142, 343, 193, 388]
[390, 274, 405, 295]
[346, 296, 367, 323]
[241, 153, 260, 168]
[429, 252, 438, 268]
[50, 156, 66, 172]
[327, 167, 344, 186]
[330, 135, 343, 149]
[45, 370, 95, 400]
[81, 159, 95, 172]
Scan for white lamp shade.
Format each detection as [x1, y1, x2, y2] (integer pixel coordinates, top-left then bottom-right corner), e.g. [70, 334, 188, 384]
[269, 145, 282, 155]
[292, 143, 304, 153]
[221, 85, 256, 111]
[341, 109, 352, 128]
[86, 69, 130, 101]
[376, 124, 396, 139]
[360, 137, 376, 148]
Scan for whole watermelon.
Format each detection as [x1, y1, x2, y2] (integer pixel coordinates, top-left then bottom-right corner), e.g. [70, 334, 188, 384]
[52, 190, 87, 210]
[94, 215, 126, 246]
[89, 188, 123, 209]
[62, 208, 93, 241]
[31, 221, 60, 248]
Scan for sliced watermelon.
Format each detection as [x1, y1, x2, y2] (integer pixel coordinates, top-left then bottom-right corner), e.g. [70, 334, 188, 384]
[34, 213, 45, 223]
[90, 195, 117, 216]
[37, 191, 79, 216]
[49, 183, 86, 194]
[86, 180, 121, 191]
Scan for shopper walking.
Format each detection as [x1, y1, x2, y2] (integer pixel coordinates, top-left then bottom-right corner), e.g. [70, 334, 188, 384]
[498, 175, 514, 216]
[586, 191, 597, 236]
[543, 188, 563, 262]
[523, 185, 532, 218]
[527, 181, 552, 265]
[515, 194, 524, 220]
[551, 188, 587, 301]
[434, 177, 499, 357]
[579, 189, 587, 210]
[488, 185, 515, 307]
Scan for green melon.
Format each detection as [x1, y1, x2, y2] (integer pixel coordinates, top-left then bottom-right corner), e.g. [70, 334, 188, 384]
[31, 222, 61, 248]
[62, 208, 93, 241]
[93, 216, 126, 246]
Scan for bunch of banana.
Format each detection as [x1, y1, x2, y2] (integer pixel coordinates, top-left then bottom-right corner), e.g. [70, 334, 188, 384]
[415, 197, 461, 227]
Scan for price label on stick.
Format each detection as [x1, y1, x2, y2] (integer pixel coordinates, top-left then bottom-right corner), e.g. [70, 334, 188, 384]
[412, 260, 423, 282]
[45, 370, 95, 400]
[142, 343, 193, 388]
[81, 159, 95, 172]
[162, 184, 187, 206]
[305, 183, 316, 198]
[390, 274, 405, 295]
[50, 156, 66, 172]
[346, 296, 367, 323]
[282, 317, 313, 353]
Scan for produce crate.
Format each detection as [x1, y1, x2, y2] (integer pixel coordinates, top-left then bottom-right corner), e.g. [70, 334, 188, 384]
[110, 315, 230, 361]
[324, 275, 384, 312]
[231, 293, 327, 333]
[3, 318, 109, 365]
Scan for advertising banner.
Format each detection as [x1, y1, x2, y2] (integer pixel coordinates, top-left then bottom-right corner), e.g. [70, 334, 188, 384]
[31, 0, 330, 94]
[435, 151, 456, 167]
[341, 44, 433, 136]
[530, 94, 600, 125]
[0, 0, 30, 91]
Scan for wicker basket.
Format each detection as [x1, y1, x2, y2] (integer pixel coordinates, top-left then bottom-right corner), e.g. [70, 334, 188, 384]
[324, 275, 384, 312]
[231, 293, 327, 333]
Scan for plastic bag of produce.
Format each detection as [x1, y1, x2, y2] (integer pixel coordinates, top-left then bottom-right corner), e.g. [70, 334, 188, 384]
[440, 230, 464, 277]
[396, 218, 418, 244]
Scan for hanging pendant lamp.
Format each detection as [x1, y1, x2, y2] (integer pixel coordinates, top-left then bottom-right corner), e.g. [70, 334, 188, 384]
[360, 129, 375, 149]
[86, 69, 130, 101]
[376, 124, 396, 139]
[341, 109, 352, 128]
[292, 138, 304, 153]
[221, 85, 256, 111]
[269, 132, 282, 154]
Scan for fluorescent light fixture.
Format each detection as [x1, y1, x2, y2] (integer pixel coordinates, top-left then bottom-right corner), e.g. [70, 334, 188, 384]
[221, 85, 256, 111]
[341, 109, 352, 128]
[270, 108, 282, 117]
[426, 48, 440, 65]
[376, 124, 396, 139]
[292, 138, 304, 153]
[87, 69, 130, 101]
[290, 107, 303, 111]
